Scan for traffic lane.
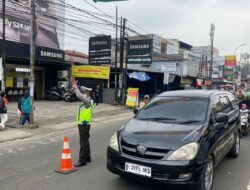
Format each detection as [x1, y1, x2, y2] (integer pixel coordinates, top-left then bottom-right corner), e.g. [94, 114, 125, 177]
[0, 119, 249, 190]
[213, 136, 250, 190]
[0, 119, 130, 190]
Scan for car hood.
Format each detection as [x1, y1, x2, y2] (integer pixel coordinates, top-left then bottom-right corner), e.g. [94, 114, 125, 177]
[120, 118, 203, 150]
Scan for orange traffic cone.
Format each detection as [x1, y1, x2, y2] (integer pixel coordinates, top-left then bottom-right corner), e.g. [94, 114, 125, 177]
[55, 136, 78, 174]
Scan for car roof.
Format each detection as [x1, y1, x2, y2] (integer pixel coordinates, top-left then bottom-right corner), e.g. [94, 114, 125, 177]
[158, 90, 230, 99]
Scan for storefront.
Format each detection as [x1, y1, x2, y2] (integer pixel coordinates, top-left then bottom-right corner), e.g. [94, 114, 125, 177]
[0, 40, 68, 100]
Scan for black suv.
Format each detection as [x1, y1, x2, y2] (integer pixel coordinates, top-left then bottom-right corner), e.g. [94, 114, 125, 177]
[107, 90, 241, 190]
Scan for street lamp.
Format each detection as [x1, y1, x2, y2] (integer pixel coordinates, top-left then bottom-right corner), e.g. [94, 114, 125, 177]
[234, 43, 246, 55]
[233, 43, 246, 86]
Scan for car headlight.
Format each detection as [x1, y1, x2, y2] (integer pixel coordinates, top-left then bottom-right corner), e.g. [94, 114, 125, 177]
[109, 132, 119, 151]
[167, 142, 199, 161]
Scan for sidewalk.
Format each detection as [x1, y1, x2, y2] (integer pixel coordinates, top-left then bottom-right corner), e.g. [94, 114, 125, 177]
[0, 101, 133, 143]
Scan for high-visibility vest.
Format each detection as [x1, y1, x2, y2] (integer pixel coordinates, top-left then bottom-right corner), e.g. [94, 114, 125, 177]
[76, 99, 94, 125]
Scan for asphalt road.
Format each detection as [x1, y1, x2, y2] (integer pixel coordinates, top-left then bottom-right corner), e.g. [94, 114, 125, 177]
[1, 118, 250, 190]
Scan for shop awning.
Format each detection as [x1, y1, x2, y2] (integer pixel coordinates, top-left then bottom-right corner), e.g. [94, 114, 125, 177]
[128, 72, 151, 81]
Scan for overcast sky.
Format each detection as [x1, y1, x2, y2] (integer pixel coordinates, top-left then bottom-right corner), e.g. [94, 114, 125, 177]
[67, 0, 250, 58]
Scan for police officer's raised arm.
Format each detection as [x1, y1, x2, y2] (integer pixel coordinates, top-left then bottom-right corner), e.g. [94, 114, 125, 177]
[70, 78, 90, 107]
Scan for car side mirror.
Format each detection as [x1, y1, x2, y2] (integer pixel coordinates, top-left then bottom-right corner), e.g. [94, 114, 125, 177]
[133, 108, 139, 115]
[216, 113, 229, 123]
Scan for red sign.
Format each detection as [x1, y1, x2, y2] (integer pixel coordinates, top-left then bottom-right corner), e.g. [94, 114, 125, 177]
[225, 60, 236, 66]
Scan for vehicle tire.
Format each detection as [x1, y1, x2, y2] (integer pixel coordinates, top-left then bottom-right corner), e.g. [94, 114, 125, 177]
[199, 156, 214, 190]
[228, 131, 240, 158]
[64, 96, 70, 102]
[51, 94, 59, 101]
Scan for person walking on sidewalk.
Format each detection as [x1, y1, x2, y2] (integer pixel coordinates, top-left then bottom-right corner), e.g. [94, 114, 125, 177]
[0, 92, 8, 130]
[94, 84, 101, 108]
[71, 77, 94, 167]
[21, 90, 30, 127]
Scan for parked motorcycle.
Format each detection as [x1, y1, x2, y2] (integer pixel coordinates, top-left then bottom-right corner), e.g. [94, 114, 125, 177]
[240, 106, 250, 136]
[64, 88, 78, 102]
[45, 85, 68, 101]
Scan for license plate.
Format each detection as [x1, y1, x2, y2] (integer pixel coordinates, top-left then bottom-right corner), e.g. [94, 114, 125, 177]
[125, 162, 152, 177]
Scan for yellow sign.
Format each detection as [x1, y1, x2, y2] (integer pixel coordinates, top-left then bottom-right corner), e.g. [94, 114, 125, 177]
[225, 55, 236, 61]
[72, 65, 110, 79]
[126, 88, 139, 107]
[6, 76, 13, 88]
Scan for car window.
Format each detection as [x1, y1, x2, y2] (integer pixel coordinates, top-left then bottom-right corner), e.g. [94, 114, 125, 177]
[212, 96, 223, 115]
[136, 97, 209, 124]
[220, 96, 232, 113]
[227, 94, 238, 109]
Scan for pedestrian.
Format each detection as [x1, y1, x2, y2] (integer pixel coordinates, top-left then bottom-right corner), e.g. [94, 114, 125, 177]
[0, 91, 8, 130]
[21, 90, 30, 127]
[94, 84, 101, 108]
[17, 96, 24, 124]
[140, 95, 150, 109]
[70, 77, 94, 167]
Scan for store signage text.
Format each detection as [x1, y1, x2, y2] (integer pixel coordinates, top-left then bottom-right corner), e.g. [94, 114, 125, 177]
[89, 36, 111, 51]
[127, 39, 153, 55]
[16, 67, 31, 73]
[8, 20, 31, 31]
[161, 63, 177, 72]
[40, 50, 63, 59]
[127, 56, 152, 64]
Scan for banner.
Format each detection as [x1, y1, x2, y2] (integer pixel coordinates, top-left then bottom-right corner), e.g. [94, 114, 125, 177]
[72, 65, 110, 79]
[126, 88, 139, 107]
[0, 0, 62, 50]
[6, 76, 13, 88]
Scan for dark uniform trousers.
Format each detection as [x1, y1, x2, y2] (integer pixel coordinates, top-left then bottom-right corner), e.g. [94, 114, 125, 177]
[78, 124, 91, 162]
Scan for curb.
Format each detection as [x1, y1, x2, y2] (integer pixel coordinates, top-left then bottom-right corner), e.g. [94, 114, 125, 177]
[0, 112, 133, 144]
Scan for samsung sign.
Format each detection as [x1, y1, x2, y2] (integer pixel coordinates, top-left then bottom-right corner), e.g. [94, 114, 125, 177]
[36, 47, 65, 62]
[127, 39, 153, 55]
[40, 51, 63, 59]
[89, 36, 111, 51]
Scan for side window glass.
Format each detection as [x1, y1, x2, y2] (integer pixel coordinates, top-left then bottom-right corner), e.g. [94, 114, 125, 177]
[212, 96, 223, 116]
[220, 96, 232, 113]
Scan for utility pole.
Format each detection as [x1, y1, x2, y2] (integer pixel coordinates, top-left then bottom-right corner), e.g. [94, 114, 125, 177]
[29, 0, 37, 127]
[209, 23, 215, 89]
[114, 6, 118, 104]
[1, 0, 6, 91]
[119, 18, 126, 105]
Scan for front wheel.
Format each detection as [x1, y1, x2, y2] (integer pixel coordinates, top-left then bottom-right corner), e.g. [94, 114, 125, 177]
[228, 131, 240, 158]
[199, 156, 214, 190]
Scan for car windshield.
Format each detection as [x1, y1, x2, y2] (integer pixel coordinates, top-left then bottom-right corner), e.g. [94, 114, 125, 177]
[136, 97, 209, 124]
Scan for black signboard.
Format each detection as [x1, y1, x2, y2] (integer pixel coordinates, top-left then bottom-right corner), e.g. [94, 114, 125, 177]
[89, 36, 111, 51]
[127, 55, 152, 64]
[127, 39, 153, 56]
[89, 35, 111, 65]
[0, 40, 65, 62]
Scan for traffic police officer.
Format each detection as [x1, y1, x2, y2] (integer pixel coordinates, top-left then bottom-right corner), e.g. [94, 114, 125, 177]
[71, 78, 94, 167]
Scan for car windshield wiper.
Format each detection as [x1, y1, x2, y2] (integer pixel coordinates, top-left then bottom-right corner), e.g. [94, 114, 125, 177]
[138, 117, 177, 121]
[178, 120, 203, 124]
